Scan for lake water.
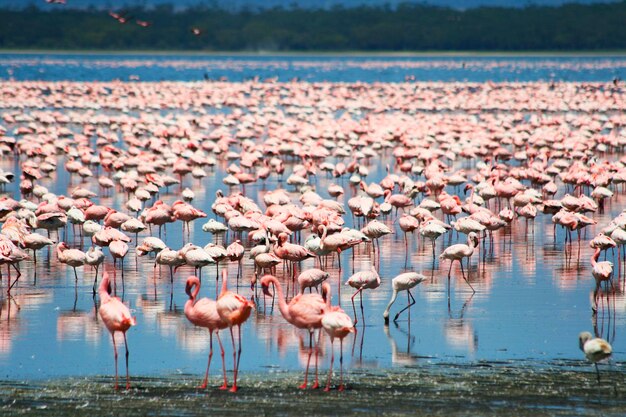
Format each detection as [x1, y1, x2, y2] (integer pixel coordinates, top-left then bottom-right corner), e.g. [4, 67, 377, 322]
[0, 53, 624, 414]
[1, 53, 625, 82]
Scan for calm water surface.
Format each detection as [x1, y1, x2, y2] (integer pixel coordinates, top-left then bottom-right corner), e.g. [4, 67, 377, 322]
[1, 53, 625, 82]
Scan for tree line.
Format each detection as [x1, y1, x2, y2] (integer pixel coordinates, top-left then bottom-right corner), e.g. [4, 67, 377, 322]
[1, 2, 625, 51]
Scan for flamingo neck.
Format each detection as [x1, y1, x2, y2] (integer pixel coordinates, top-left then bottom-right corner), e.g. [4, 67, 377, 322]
[98, 278, 112, 304]
[268, 276, 291, 322]
[591, 248, 600, 267]
[220, 270, 228, 296]
[319, 225, 328, 250]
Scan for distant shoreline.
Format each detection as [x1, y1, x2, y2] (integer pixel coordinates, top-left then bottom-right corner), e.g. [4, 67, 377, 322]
[1, 49, 626, 58]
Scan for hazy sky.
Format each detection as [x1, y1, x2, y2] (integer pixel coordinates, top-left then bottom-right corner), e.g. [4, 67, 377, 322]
[1, 0, 620, 9]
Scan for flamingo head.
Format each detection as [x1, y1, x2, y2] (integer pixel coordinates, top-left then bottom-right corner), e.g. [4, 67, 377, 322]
[185, 276, 200, 298]
[463, 183, 474, 194]
[468, 232, 479, 247]
[260, 275, 274, 297]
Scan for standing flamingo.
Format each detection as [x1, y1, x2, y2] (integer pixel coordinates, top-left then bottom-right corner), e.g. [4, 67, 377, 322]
[383, 272, 426, 325]
[591, 247, 613, 312]
[318, 223, 362, 271]
[321, 307, 355, 392]
[260, 275, 327, 389]
[184, 276, 229, 390]
[579, 331, 612, 381]
[85, 246, 105, 295]
[98, 272, 136, 390]
[56, 242, 86, 281]
[439, 232, 479, 293]
[216, 270, 255, 392]
[226, 239, 245, 279]
[345, 266, 381, 325]
[109, 239, 129, 275]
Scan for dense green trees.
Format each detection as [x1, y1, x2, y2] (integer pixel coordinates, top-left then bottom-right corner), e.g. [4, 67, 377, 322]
[1, 2, 625, 51]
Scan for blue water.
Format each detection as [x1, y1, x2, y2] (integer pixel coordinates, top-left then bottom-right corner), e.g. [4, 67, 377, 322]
[1, 53, 625, 82]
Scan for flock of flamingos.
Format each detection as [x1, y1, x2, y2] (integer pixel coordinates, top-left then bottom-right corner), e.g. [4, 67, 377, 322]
[0, 78, 623, 392]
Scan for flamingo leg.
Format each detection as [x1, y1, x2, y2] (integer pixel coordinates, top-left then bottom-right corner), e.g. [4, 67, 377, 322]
[7, 264, 21, 292]
[124, 332, 130, 390]
[112, 333, 119, 391]
[312, 329, 322, 389]
[394, 289, 416, 322]
[228, 326, 237, 392]
[217, 331, 228, 390]
[324, 337, 334, 392]
[338, 338, 345, 391]
[299, 331, 313, 389]
[229, 325, 242, 393]
[199, 331, 213, 389]
[93, 266, 99, 296]
[360, 290, 365, 325]
[351, 288, 363, 325]
[459, 260, 475, 293]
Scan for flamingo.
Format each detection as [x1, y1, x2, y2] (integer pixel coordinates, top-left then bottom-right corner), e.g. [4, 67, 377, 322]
[85, 246, 105, 295]
[579, 331, 612, 382]
[56, 242, 86, 281]
[419, 219, 449, 263]
[184, 276, 229, 390]
[398, 214, 419, 248]
[383, 272, 426, 325]
[110, 238, 128, 266]
[321, 307, 355, 392]
[98, 272, 136, 390]
[318, 223, 362, 270]
[22, 232, 54, 264]
[260, 275, 328, 389]
[216, 270, 255, 392]
[179, 243, 214, 282]
[226, 239, 245, 279]
[274, 232, 315, 278]
[345, 266, 380, 325]
[155, 247, 186, 283]
[439, 232, 479, 293]
[591, 247, 613, 312]
[297, 268, 330, 294]
[360, 220, 392, 255]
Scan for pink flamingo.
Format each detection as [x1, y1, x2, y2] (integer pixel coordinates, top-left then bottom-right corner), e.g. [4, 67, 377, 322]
[591, 247, 613, 313]
[318, 223, 362, 271]
[184, 276, 229, 390]
[439, 232, 479, 293]
[226, 239, 245, 279]
[383, 272, 426, 325]
[274, 232, 315, 279]
[109, 239, 129, 288]
[383, 189, 413, 215]
[56, 242, 86, 281]
[98, 272, 136, 390]
[345, 266, 380, 325]
[321, 306, 355, 391]
[172, 200, 207, 238]
[216, 270, 255, 392]
[261, 275, 327, 389]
